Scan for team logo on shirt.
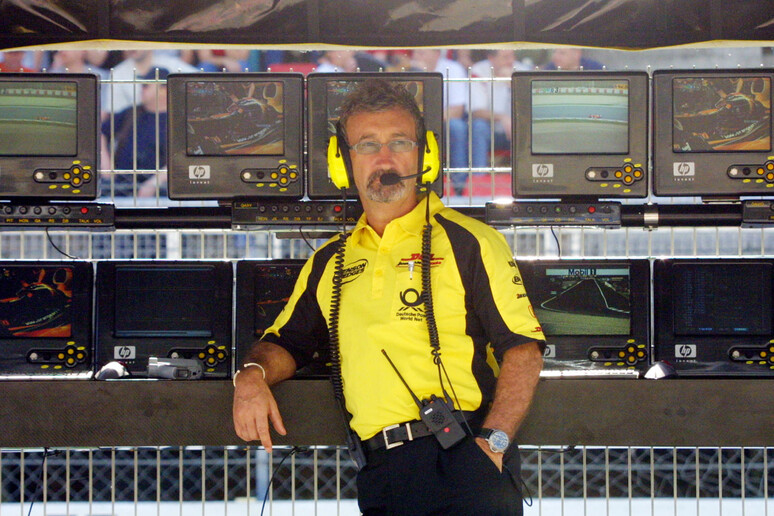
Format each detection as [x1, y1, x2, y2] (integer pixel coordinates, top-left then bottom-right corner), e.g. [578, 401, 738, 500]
[342, 259, 367, 284]
[396, 288, 426, 322]
[396, 253, 444, 269]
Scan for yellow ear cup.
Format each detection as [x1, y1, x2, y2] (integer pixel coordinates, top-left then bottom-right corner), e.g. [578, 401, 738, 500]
[327, 135, 350, 190]
[420, 131, 441, 184]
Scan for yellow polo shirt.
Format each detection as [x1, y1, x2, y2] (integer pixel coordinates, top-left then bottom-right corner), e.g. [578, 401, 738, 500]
[263, 193, 544, 439]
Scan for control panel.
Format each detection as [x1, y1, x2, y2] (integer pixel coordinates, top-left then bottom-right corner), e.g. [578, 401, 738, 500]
[728, 160, 774, 186]
[486, 201, 621, 227]
[0, 203, 114, 229]
[240, 163, 301, 189]
[34, 161, 95, 191]
[585, 161, 646, 188]
[232, 200, 363, 228]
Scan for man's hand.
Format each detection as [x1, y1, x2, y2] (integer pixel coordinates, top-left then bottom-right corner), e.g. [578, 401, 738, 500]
[233, 367, 287, 452]
[475, 437, 504, 472]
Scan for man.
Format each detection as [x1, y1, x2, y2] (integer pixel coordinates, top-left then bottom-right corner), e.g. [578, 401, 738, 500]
[233, 79, 544, 515]
[100, 68, 169, 198]
[470, 50, 530, 168]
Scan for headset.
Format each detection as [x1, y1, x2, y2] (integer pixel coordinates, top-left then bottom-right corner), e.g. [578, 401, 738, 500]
[326, 120, 441, 191]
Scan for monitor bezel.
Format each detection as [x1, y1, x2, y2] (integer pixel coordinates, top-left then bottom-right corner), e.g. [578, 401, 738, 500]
[306, 72, 445, 199]
[652, 69, 774, 197]
[512, 70, 649, 199]
[518, 258, 650, 371]
[167, 72, 305, 201]
[654, 258, 774, 376]
[0, 73, 99, 200]
[95, 261, 233, 378]
[0, 261, 93, 377]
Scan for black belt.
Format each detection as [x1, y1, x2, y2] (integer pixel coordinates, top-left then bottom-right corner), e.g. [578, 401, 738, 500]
[363, 410, 480, 452]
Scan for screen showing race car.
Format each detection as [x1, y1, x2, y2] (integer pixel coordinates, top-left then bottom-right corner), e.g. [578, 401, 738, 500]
[672, 76, 771, 153]
[185, 80, 284, 156]
[524, 265, 631, 336]
[531, 79, 629, 154]
[0, 266, 74, 338]
[0, 81, 77, 156]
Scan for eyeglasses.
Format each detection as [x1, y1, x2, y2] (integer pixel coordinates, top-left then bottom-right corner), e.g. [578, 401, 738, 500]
[349, 139, 418, 155]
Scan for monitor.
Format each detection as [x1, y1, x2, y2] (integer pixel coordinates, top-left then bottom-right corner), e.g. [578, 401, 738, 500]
[518, 259, 650, 372]
[167, 73, 304, 200]
[306, 72, 444, 199]
[654, 259, 774, 376]
[0, 261, 93, 377]
[0, 73, 99, 200]
[653, 69, 774, 197]
[95, 261, 233, 378]
[512, 71, 649, 198]
[235, 259, 328, 376]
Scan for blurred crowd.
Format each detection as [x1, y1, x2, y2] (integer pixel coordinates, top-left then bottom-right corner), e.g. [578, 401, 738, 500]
[0, 48, 603, 197]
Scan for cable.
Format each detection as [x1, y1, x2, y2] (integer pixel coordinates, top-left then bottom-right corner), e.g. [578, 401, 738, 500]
[26, 447, 61, 516]
[259, 446, 304, 516]
[45, 227, 78, 259]
[549, 226, 561, 255]
[297, 225, 316, 252]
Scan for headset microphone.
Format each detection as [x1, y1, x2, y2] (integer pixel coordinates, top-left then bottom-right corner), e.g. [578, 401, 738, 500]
[380, 167, 431, 186]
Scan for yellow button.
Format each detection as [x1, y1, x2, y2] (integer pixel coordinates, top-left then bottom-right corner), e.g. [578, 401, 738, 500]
[72, 167, 81, 175]
[83, 173, 91, 181]
[72, 177, 81, 185]
[614, 170, 623, 178]
[618, 351, 626, 358]
[633, 170, 642, 178]
[63, 173, 71, 180]
[768, 162, 774, 170]
[624, 165, 633, 173]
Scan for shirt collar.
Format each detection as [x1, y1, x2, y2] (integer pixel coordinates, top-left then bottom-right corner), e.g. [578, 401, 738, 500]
[350, 192, 444, 245]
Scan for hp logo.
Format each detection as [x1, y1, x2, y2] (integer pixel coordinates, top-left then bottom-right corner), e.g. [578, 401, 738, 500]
[189, 165, 211, 180]
[675, 344, 697, 358]
[673, 162, 695, 177]
[532, 164, 554, 178]
[114, 345, 136, 360]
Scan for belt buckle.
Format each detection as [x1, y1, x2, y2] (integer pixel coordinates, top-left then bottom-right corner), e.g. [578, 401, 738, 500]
[382, 422, 413, 450]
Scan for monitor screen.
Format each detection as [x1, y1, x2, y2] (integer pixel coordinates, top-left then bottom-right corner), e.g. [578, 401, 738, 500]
[512, 71, 649, 199]
[114, 266, 218, 338]
[185, 80, 285, 157]
[528, 265, 631, 336]
[167, 73, 304, 200]
[672, 76, 771, 153]
[0, 73, 98, 200]
[234, 259, 305, 366]
[671, 262, 772, 336]
[531, 79, 629, 155]
[0, 81, 77, 156]
[652, 69, 774, 197]
[518, 259, 650, 370]
[306, 72, 444, 199]
[0, 265, 76, 338]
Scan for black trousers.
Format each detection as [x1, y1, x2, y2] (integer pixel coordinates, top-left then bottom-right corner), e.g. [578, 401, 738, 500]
[356, 435, 523, 515]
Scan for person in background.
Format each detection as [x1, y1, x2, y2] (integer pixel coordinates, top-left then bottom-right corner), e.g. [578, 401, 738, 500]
[411, 48, 471, 195]
[195, 49, 251, 72]
[314, 50, 359, 73]
[543, 48, 604, 70]
[0, 51, 35, 72]
[100, 68, 169, 198]
[104, 50, 196, 115]
[470, 49, 529, 168]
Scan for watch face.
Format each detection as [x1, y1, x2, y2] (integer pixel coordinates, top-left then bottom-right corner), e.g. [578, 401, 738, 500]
[489, 430, 510, 453]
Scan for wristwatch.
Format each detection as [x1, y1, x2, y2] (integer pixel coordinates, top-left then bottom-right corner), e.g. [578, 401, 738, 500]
[478, 428, 510, 453]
